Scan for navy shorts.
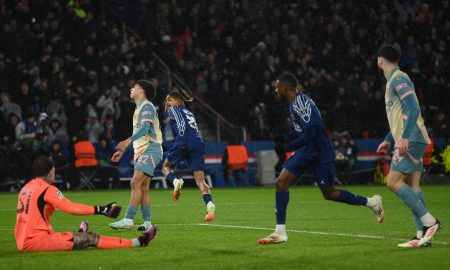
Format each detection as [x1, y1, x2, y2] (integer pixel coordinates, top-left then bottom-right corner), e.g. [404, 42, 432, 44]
[167, 143, 205, 171]
[283, 150, 335, 188]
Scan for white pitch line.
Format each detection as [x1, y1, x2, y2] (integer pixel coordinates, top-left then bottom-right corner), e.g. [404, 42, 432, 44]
[1, 222, 447, 246]
[196, 223, 450, 245]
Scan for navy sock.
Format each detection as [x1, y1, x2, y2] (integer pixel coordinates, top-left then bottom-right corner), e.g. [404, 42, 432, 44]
[167, 172, 176, 185]
[203, 193, 212, 205]
[275, 191, 289, 224]
[336, 189, 368, 205]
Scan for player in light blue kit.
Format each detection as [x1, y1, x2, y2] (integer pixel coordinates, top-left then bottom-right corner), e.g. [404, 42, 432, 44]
[161, 91, 215, 222]
[376, 44, 440, 247]
[259, 73, 384, 244]
[109, 80, 163, 230]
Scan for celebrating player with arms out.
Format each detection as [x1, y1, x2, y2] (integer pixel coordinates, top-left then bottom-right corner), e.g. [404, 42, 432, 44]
[161, 91, 215, 221]
[376, 44, 440, 248]
[110, 79, 163, 230]
[14, 156, 156, 252]
[259, 73, 384, 244]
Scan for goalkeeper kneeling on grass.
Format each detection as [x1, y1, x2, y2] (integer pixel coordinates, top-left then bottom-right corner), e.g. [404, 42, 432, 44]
[14, 156, 157, 252]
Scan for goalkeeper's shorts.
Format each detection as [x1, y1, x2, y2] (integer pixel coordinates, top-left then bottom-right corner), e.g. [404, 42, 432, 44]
[20, 232, 74, 252]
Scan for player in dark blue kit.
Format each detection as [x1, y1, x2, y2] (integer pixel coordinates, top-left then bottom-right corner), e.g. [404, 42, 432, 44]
[259, 73, 384, 244]
[161, 91, 215, 221]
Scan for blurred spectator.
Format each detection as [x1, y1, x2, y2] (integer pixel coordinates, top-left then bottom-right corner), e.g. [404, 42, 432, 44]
[1, 92, 22, 121]
[85, 110, 103, 143]
[333, 134, 358, 184]
[46, 116, 68, 146]
[430, 110, 449, 138]
[49, 140, 69, 169]
[0, 0, 449, 183]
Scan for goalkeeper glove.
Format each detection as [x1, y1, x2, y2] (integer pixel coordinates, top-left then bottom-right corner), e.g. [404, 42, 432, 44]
[94, 202, 121, 218]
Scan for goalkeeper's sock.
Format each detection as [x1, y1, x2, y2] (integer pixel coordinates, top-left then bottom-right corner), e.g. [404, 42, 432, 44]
[336, 189, 368, 205]
[141, 205, 151, 222]
[125, 204, 137, 220]
[97, 235, 133, 249]
[276, 191, 289, 224]
[167, 172, 176, 185]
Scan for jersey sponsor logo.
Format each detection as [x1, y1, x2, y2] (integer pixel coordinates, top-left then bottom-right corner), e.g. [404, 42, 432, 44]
[141, 110, 151, 116]
[293, 95, 312, 123]
[395, 83, 408, 91]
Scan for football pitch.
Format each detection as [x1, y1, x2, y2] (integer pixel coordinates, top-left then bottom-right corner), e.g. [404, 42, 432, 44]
[1, 185, 449, 270]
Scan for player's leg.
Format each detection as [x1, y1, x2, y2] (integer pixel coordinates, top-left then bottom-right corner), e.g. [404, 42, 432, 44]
[137, 176, 152, 231]
[136, 149, 161, 230]
[259, 151, 304, 244]
[73, 226, 157, 250]
[23, 232, 75, 251]
[316, 162, 384, 223]
[192, 170, 215, 221]
[390, 143, 440, 247]
[398, 171, 431, 247]
[162, 158, 184, 201]
[109, 170, 147, 229]
[259, 168, 298, 244]
[408, 172, 427, 238]
[163, 145, 185, 201]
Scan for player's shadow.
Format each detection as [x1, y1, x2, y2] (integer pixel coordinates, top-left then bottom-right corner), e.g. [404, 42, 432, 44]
[208, 249, 251, 256]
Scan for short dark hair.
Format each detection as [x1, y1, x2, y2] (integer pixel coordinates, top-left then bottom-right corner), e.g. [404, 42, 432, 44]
[377, 44, 401, 64]
[277, 72, 298, 89]
[33, 156, 54, 177]
[135, 79, 155, 100]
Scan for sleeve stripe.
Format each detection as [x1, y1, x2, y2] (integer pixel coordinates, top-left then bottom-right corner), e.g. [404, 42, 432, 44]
[400, 90, 414, 100]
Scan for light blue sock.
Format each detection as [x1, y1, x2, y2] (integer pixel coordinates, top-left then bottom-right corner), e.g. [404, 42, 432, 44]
[412, 191, 427, 231]
[141, 205, 151, 222]
[396, 184, 428, 218]
[125, 204, 137, 220]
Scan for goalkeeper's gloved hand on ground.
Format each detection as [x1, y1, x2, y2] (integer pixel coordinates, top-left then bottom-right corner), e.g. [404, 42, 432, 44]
[94, 202, 121, 218]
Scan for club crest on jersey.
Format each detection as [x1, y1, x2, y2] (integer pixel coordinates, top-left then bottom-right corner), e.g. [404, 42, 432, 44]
[56, 190, 65, 199]
[293, 95, 311, 123]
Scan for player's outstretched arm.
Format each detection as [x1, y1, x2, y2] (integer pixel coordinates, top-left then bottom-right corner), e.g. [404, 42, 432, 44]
[45, 187, 121, 218]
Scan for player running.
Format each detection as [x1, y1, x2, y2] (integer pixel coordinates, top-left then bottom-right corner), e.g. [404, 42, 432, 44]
[259, 73, 384, 244]
[161, 91, 215, 221]
[376, 44, 440, 248]
[14, 156, 156, 252]
[109, 79, 163, 230]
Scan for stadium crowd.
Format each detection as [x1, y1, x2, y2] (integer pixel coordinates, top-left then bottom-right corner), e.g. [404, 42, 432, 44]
[0, 0, 449, 183]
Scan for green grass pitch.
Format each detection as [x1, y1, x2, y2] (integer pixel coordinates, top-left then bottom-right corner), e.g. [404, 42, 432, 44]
[0, 185, 449, 270]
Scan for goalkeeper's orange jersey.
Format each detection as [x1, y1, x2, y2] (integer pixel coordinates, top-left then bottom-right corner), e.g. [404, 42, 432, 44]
[14, 178, 94, 251]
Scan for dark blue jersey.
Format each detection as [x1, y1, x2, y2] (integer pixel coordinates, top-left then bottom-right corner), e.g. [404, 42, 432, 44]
[284, 93, 335, 164]
[167, 105, 203, 146]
